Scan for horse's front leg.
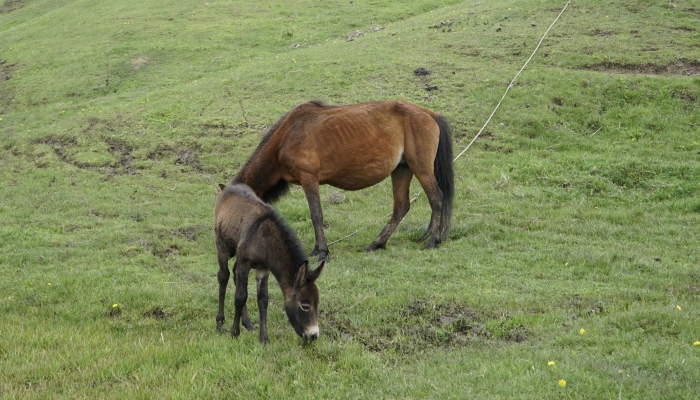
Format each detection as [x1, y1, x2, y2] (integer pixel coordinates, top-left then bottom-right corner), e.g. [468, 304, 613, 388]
[232, 261, 250, 339]
[300, 176, 329, 264]
[255, 269, 271, 344]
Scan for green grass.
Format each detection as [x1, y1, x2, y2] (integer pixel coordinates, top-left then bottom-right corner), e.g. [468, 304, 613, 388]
[2, 0, 700, 398]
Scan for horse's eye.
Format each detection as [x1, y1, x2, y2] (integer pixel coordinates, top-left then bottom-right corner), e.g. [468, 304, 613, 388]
[300, 304, 310, 312]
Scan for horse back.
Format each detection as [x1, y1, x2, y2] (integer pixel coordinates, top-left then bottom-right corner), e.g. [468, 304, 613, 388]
[276, 100, 442, 190]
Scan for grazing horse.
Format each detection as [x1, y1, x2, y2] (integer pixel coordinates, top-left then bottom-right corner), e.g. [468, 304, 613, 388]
[232, 100, 454, 263]
[214, 183, 324, 343]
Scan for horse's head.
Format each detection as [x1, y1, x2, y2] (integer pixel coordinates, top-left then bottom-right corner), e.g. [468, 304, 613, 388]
[284, 261, 324, 342]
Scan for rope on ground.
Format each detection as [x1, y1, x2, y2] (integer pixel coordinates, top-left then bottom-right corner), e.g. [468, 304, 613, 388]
[339, 1, 572, 240]
[452, 0, 571, 163]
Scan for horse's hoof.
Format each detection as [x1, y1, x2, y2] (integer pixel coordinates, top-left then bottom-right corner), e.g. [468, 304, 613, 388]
[259, 336, 269, 344]
[308, 247, 320, 257]
[317, 251, 329, 264]
[243, 322, 255, 332]
[365, 243, 386, 252]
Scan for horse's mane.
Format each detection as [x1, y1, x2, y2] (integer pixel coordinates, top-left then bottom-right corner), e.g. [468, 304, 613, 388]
[232, 101, 327, 204]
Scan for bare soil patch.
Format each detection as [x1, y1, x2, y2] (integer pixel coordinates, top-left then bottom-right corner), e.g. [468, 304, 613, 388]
[130, 56, 151, 71]
[0, 59, 16, 111]
[322, 300, 529, 354]
[143, 307, 174, 321]
[0, 0, 29, 13]
[585, 59, 700, 77]
[345, 26, 384, 41]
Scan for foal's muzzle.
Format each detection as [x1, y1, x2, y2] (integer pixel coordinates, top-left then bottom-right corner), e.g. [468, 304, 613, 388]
[303, 325, 319, 341]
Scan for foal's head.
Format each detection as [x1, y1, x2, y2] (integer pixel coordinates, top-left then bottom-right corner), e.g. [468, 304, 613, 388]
[285, 261, 324, 342]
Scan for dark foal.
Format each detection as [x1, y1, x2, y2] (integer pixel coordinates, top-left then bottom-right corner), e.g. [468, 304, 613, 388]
[214, 183, 324, 343]
[232, 100, 454, 264]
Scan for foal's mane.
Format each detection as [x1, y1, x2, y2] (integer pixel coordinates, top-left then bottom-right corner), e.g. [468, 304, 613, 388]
[251, 210, 308, 271]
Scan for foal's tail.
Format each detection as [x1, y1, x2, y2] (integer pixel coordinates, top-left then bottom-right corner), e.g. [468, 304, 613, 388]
[433, 115, 454, 240]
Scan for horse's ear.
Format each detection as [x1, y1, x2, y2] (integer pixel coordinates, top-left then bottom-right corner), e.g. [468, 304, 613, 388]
[294, 261, 308, 288]
[305, 260, 324, 283]
[218, 183, 226, 191]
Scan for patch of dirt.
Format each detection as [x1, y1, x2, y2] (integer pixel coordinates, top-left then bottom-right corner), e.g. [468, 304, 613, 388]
[32, 125, 135, 178]
[0, 0, 29, 13]
[671, 26, 695, 32]
[175, 148, 203, 171]
[0, 59, 16, 111]
[584, 59, 700, 77]
[168, 226, 204, 241]
[429, 20, 453, 31]
[483, 142, 514, 154]
[564, 295, 607, 319]
[321, 300, 529, 354]
[137, 239, 180, 260]
[147, 145, 204, 172]
[345, 26, 384, 41]
[143, 307, 174, 321]
[130, 56, 151, 71]
[584, 28, 616, 36]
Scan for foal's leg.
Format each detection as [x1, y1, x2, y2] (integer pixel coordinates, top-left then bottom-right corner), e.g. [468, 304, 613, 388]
[300, 176, 329, 264]
[366, 165, 413, 251]
[232, 259, 254, 331]
[255, 269, 271, 344]
[216, 250, 230, 333]
[232, 261, 251, 339]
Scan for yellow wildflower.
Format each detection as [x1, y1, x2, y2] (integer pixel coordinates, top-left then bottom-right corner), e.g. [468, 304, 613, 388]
[548, 361, 555, 366]
[676, 305, 681, 310]
[558, 379, 566, 387]
[694, 341, 700, 346]
[112, 303, 119, 308]
[579, 328, 585, 335]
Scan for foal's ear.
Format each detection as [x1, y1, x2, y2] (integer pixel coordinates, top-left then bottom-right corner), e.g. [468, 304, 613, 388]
[306, 260, 324, 283]
[218, 183, 226, 191]
[294, 261, 308, 288]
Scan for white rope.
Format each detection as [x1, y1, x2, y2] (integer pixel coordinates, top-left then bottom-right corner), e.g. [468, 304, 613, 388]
[453, 0, 571, 163]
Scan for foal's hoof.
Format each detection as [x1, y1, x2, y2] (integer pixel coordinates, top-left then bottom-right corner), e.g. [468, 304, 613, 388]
[423, 240, 440, 250]
[216, 321, 225, 333]
[308, 246, 320, 257]
[364, 242, 386, 252]
[317, 251, 329, 265]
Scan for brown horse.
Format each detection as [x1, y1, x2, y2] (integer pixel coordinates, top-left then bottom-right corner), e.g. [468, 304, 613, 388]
[232, 100, 454, 264]
[214, 183, 324, 343]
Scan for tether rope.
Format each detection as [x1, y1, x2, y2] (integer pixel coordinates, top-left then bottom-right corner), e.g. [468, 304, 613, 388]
[335, 1, 572, 243]
[452, 0, 571, 163]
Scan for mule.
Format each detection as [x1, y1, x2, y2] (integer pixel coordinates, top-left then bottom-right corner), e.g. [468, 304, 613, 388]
[232, 100, 454, 264]
[214, 183, 324, 343]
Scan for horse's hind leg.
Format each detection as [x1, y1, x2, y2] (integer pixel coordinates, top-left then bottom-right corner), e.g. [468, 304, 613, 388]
[216, 250, 230, 333]
[232, 260, 251, 338]
[366, 165, 413, 251]
[232, 259, 254, 331]
[413, 173, 444, 249]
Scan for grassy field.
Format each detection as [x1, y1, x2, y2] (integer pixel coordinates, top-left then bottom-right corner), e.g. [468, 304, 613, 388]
[1, 0, 699, 398]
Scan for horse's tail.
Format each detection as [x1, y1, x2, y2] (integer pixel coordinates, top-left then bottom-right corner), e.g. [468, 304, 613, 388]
[433, 115, 454, 240]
